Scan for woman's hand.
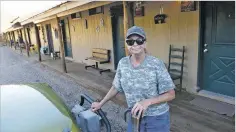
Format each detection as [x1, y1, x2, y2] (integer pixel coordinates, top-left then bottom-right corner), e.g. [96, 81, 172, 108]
[91, 102, 102, 112]
[131, 99, 151, 119]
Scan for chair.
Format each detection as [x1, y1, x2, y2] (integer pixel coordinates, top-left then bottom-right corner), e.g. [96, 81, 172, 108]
[168, 45, 185, 92]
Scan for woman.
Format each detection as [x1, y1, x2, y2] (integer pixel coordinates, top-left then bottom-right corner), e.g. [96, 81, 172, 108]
[91, 26, 175, 132]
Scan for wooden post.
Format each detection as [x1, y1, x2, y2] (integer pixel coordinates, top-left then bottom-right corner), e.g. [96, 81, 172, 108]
[13, 31, 17, 50]
[34, 24, 41, 62]
[56, 16, 67, 73]
[9, 32, 12, 47]
[23, 27, 30, 57]
[2, 33, 6, 43]
[123, 1, 134, 56]
[3, 33, 6, 43]
[7, 33, 10, 46]
[9, 33, 12, 48]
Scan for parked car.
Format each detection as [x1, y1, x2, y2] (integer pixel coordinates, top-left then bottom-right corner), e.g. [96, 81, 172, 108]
[0, 83, 80, 132]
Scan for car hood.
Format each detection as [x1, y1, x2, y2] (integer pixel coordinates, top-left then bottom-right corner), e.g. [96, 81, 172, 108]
[0, 83, 79, 132]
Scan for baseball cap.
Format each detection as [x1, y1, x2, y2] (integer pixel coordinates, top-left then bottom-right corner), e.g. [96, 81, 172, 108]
[126, 26, 146, 40]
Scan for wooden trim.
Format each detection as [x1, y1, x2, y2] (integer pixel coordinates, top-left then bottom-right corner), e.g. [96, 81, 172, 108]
[56, 17, 67, 73]
[57, 1, 112, 17]
[123, 1, 129, 56]
[197, 1, 204, 89]
[34, 15, 57, 24]
[34, 24, 42, 62]
[123, 2, 134, 56]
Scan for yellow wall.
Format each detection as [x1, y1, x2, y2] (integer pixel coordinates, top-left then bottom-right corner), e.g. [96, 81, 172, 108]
[39, 24, 47, 47]
[21, 29, 26, 44]
[68, 4, 115, 70]
[13, 31, 19, 42]
[22, 28, 28, 44]
[134, 1, 199, 92]
[28, 26, 37, 45]
[38, 19, 61, 51]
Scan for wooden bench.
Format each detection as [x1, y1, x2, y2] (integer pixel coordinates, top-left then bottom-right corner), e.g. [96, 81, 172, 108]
[85, 48, 111, 74]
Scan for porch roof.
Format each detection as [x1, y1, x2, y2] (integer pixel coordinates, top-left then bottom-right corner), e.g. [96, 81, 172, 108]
[21, 1, 93, 25]
[8, 1, 114, 30]
[6, 26, 23, 32]
[20, 1, 69, 26]
[33, 1, 113, 24]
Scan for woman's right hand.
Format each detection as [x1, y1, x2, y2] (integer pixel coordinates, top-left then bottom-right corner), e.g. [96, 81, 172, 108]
[91, 102, 102, 112]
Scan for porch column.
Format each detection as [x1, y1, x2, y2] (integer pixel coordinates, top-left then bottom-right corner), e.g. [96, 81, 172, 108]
[56, 16, 67, 73]
[123, 1, 134, 56]
[23, 26, 29, 57]
[8, 33, 10, 47]
[9, 33, 12, 48]
[3, 33, 6, 43]
[2, 33, 5, 42]
[13, 31, 16, 50]
[9, 32, 12, 47]
[34, 24, 41, 62]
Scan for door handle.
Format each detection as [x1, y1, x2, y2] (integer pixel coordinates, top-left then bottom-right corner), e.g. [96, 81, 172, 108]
[204, 44, 208, 47]
[204, 49, 208, 53]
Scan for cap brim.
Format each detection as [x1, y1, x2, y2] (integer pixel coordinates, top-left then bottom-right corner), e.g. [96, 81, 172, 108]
[126, 32, 145, 39]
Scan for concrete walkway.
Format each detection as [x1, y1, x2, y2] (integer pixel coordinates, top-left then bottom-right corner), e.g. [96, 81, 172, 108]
[12, 46, 235, 132]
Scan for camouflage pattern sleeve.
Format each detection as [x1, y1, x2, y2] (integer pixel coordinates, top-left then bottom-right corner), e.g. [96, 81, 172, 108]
[157, 60, 175, 94]
[112, 61, 123, 93]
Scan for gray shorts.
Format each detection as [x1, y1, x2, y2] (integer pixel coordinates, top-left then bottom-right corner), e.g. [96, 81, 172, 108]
[127, 111, 170, 132]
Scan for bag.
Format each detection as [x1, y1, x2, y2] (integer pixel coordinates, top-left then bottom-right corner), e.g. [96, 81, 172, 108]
[72, 104, 101, 132]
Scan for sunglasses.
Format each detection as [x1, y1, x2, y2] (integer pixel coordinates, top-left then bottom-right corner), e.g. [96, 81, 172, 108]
[126, 38, 145, 46]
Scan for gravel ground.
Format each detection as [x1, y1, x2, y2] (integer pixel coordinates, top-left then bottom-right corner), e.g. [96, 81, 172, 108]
[0, 45, 128, 132]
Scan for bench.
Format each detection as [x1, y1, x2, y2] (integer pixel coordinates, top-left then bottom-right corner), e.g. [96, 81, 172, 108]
[53, 51, 60, 60]
[85, 48, 111, 74]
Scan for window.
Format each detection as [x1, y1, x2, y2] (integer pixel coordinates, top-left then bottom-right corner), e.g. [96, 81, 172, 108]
[71, 12, 82, 19]
[89, 6, 104, 16]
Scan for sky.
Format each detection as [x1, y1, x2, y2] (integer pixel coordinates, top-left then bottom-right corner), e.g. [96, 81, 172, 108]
[0, 1, 66, 33]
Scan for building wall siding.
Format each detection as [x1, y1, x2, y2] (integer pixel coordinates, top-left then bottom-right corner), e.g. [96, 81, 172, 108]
[38, 19, 61, 52]
[21, 29, 27, 44]
[29, 26, 37, 46]
[13, 31, 18, 42]
[134, 1, 199, 92]
[68, 4, 115, 70]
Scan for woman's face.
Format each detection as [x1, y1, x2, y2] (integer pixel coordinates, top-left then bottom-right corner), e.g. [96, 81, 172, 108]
[126, 35, 146, 55]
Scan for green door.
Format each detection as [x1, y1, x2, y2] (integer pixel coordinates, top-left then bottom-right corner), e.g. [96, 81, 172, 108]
[61, 18, 72, 58]
[202, 2, 235, 97]
[46, 24, 54, 53]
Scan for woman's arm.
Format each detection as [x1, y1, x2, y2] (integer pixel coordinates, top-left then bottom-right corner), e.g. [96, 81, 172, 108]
[91, 86, 119, 111]
[147, 89, 175, 105]
[131, 89, 175, 118]
[99, 86, 119, 106]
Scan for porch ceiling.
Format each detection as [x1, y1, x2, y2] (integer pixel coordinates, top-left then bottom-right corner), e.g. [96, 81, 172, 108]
[33, 1, 113, 24]
[32, 1, 91, 24]
[6, 26, 23, 32]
